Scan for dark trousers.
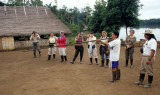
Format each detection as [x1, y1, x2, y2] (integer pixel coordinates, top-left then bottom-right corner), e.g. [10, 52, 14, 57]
[72, 46, 84, 62]
[125, 48, 134, 60]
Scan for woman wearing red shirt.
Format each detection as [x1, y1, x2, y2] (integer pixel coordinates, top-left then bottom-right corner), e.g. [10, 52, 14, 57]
[57, 31, 67, 63]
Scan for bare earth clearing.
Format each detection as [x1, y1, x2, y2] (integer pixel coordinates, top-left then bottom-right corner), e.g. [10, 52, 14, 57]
[0, 45, 160, 95]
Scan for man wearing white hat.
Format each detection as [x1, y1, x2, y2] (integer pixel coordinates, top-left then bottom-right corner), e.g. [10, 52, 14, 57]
[135, 30, 157, 88]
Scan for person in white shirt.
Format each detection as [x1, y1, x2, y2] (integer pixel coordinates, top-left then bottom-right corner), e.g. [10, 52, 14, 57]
[135, 30, 157, 88]
[30, 31, 41, 58]
[48, 32, 57, 60]
[86, 32, 98, 65]
[98, 31, 121, 82]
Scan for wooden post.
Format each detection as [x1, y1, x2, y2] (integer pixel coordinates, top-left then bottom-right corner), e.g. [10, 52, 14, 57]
[23, 5, 27, 17]
[126, 25, 128, 36]
[36, 5, 39, 15]
[4, 5, 6, 15]
[45, 9, 48, 15]
[14, 5, 17, 17]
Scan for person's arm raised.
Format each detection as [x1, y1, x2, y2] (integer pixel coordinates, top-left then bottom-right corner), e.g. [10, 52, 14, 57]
[98, 39, 108, 46]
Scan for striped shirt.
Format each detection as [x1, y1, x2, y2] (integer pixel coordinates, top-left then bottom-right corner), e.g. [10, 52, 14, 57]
[75, 37, 83, 46]
[101, 36, 108, 46]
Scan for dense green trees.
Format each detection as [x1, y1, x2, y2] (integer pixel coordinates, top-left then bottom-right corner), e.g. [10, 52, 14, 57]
[7, 0, 43, 6]
[140, 19, 160, 28]
[88, 0, 142, 35]
[0, 1, 5, 6]
[47, 4, 92, 35]
[118, 0, 141, 35]
[88, 1, 107, 33]
[30, 0, 43, 6]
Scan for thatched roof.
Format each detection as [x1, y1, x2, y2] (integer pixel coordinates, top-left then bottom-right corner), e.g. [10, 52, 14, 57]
[0, 6, 71, 37]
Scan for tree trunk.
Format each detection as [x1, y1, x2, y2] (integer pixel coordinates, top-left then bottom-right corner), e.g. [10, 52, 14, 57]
[86, 12, 88, 25]
[126, 25, 128, 36]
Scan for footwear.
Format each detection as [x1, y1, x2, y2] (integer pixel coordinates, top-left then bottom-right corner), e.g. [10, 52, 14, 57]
[130, 65, 133, 68]
[80, 61, 82, 64]
[64, 56, 67, 62]
[61, 56, 64, 62]
[53, 54, 55, 60]
[130, 59, 133, 68]
[106, 59, 109, 68]
[135, 81, 143, 85]
[34, 53, 36, 58]
[125, 59, 128, 67]
[100, 60, 104, 67]
[70, 61, 74, 64]
[116, 70, 120, 80]
[105, 65, 108, 68]
[95, 58, 98, 65]
[144, 83, 152, 88]
[89, 58, 92, 65]
[89, 62, 92, 65]
[39, 52, 41, 57]
[135, 73, 145, 85]
[48, 55, 51, 60]
[109, 71, 117, 82]
[144, 76, 153, 88]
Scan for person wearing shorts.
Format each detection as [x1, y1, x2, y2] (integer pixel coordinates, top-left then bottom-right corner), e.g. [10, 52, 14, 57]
[98, 31, 121, 82]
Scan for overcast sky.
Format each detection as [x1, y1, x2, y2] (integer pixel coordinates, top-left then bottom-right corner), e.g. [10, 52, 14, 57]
[1, 0, 160, 19]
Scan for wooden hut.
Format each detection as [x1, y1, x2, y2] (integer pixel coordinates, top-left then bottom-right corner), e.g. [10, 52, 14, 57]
[0, 5, 71, 50]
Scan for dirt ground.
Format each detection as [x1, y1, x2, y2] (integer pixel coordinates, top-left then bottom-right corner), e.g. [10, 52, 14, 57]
[0, 44, 160, 95]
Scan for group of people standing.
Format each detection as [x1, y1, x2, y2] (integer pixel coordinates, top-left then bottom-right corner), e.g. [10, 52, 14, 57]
[30, 31, 68, 62]
[30, 29, 157, 88]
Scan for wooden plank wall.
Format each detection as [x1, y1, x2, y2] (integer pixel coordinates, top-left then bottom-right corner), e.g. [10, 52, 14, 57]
[0, 37, 15, 50]
[0, 37, 3, 50]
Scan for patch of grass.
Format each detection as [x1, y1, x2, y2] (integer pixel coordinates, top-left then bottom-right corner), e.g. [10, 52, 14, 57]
[68, 37, 75, 44]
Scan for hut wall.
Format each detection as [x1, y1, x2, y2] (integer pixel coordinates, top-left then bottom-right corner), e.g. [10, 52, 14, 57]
[0, 37, 2, 50]
[0, 37, 15, 50]
[14, 38, 69, 48]
[14, 39, 48, 48]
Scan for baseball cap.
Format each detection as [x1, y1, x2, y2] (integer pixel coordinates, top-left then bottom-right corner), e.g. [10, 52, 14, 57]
[60, 31, 64, 33]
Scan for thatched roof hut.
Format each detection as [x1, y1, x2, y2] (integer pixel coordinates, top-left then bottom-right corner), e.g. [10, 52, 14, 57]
[0, 6, 71, 50]
[0, 6, 71, 37]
